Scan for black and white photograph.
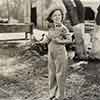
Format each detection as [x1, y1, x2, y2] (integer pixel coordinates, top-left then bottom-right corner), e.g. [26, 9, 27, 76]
[0, 0, 100, 100]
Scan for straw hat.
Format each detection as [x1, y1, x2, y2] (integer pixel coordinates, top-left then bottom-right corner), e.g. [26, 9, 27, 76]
[44, 0, 67, 21]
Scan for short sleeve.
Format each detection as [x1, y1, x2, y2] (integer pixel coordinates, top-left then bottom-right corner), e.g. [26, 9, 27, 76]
[62, 25, 70, 36]
[61, 25, 72, 41]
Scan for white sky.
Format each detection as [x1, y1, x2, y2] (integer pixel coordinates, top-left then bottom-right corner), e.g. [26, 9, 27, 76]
[0, 0, 99, 5]
[0, 0, 99, 12]
[81, 0, 99, 2]
[0, 0, 99, 3]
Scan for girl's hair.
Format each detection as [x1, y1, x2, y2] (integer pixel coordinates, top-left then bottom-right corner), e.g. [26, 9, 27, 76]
[47, 9, 64, 23]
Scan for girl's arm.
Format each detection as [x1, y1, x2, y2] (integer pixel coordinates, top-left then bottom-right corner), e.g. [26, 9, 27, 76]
[39, 35, 49, 44]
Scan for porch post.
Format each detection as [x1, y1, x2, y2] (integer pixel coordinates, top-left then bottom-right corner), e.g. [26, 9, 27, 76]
[24, 0, 31, 23]
[24, 0, 33, 40]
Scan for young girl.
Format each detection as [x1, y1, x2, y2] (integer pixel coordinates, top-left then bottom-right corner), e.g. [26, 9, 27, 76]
[39, 8, 72, 100]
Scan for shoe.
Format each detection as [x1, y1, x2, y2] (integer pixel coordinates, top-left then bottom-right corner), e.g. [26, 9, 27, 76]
[50, 96, 55, 100]
[54, 98, 59, 100]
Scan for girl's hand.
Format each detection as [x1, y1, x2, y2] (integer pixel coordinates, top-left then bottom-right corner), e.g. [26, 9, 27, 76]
[53, 38, 73, 44]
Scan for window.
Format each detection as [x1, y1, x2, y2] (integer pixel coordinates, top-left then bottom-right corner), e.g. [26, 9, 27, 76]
[0, 0, 24, 23]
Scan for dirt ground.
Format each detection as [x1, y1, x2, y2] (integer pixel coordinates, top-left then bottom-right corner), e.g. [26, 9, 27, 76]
[0, 41, 100, 100]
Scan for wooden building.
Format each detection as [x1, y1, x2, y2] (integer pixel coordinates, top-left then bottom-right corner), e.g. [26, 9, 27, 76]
[24, 0, 66, 29]
[24, 0, 48, 29]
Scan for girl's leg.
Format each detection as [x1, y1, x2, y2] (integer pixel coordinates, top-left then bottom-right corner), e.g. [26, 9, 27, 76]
[55, 53, 67, 100]
[48, 54, 57, 99]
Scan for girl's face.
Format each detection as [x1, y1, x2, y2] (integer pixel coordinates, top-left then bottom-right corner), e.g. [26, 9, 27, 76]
[51, 10, 62, 24]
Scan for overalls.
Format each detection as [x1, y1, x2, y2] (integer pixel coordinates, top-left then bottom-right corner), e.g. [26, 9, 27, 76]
[46, 24, 69, 99]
